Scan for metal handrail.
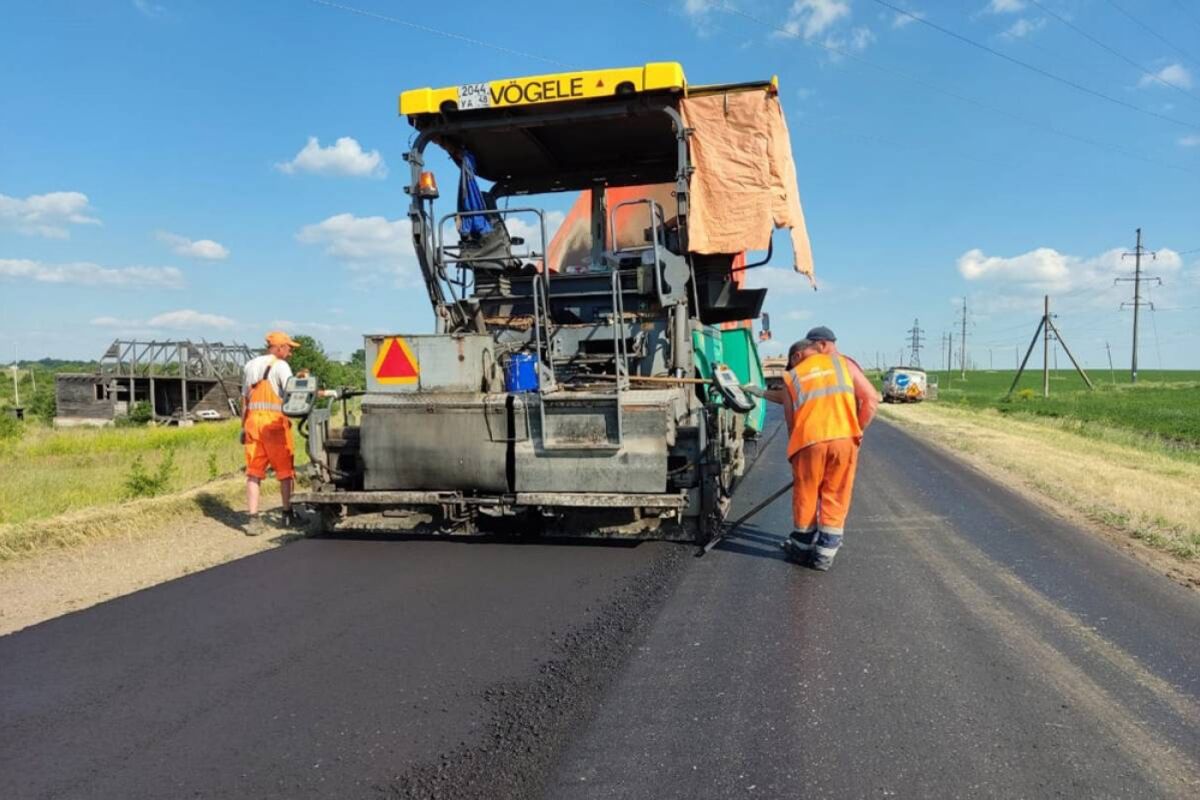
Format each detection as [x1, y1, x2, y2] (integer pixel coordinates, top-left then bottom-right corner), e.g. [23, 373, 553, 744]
[530, 274, 556, 391]
[436, 207, 548, 272]
[609, 198, 666, 306]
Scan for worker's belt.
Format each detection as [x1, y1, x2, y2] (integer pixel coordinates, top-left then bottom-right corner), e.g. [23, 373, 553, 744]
[246, 401, 283, 412]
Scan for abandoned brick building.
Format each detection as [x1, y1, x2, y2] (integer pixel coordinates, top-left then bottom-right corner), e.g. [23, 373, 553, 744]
[55, 340, 254, 426]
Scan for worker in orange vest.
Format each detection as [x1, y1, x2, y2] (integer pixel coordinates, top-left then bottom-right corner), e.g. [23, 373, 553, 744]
[763, 327, 879, 570]
[241, 331, 301, 535]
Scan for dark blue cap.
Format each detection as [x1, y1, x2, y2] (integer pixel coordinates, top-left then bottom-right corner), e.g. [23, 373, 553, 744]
[805, 326, 837, 342]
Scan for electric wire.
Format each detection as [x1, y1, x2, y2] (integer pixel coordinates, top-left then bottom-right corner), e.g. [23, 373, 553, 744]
[1167, 0, 1200, 34]
[870, 0, 1200, 130]
[306, 0, 573, 68]
[1026, 0, 1200, 103]
[1103, 0, 1200, 69]
[679, 1, 1200, 178]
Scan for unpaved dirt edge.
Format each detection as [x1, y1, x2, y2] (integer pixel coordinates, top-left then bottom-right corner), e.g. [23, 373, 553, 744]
[878, 409, 1200, 592]
[0, 481, 293, 636]
[383, 543, 691, 800]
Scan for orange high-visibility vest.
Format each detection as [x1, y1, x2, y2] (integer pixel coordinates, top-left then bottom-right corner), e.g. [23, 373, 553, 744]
[244, 357, 290, 442]
[782, 353, 863, 458]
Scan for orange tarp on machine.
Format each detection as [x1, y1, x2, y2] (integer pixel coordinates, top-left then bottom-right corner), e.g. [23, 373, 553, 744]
[680, 91, 814, 280]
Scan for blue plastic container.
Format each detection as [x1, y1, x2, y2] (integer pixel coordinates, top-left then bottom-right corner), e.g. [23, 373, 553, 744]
[504, 352, 540, 393]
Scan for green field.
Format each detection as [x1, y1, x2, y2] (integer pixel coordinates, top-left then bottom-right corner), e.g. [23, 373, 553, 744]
[899, 369, 1200, 448]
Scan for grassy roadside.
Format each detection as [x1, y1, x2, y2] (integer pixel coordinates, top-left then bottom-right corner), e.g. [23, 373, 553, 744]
[0, 419, 314, 561]
[878, 402, 1200, 561]
[0, 477, 281, 562]
[0, 421, 247, 526]
[917, 369, 1200, 445]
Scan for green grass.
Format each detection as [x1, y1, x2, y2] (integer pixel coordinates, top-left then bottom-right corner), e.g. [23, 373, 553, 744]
[0, 421, 247, 525]
[0, 419, 322, 526]
[876, 369, 1200, 447]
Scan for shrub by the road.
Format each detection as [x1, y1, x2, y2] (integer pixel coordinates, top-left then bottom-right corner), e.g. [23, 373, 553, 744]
[124, 449, 177, 498]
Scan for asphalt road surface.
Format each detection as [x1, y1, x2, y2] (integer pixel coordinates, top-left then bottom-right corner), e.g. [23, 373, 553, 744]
[3, 408, 1199, 799]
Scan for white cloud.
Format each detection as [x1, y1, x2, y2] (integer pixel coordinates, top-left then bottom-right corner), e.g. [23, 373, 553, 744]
[147, 309, 236, 329]
[505, 210, 565, 250]
[270, 318, 353, 335]
[985, 0, 1025, 12]
[1001, 17, 1045, 39]
[681, 0, 722, 36]
[133, 0, 165, 17]
[156, 231, 230, 261]
[0, 191, 100, 238]
[847, 25, 875, 50]
[1179, 134, 1200, 147]
[744, 266, 813, 294]
[777, 0, 851, 40]
[0, 258, 184, 288]
[892, 9, 924, 28]
[1138, 63, 1193, 90]
[276, 136, 386, 178]
[92, 309, 237, 331]
[297, 213, 412, 261]
[958, 245, 1183, 296]
[784, 309, 813, 321]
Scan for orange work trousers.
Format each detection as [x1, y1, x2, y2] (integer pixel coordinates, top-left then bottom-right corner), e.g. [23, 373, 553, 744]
[790, 438, 859, 535]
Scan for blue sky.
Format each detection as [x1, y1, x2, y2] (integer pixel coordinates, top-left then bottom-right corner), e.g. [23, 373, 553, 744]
[2, 0, 1198, 370]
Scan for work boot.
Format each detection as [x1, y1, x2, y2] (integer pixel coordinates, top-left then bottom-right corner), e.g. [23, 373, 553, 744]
[809, 551, 836, 571]
[280, 508, 300, 528]
[781, 530, 817, 565]
[809, 532, 843, 572]
[244, 514, 269, 537]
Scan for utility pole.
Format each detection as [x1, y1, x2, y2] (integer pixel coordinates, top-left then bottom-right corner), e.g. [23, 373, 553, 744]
[1043, 295, 1050, 397]
[958, 297, 968, 379]
[947, 333, 953, 379]
[1117, 228, 1162, 384]
[906, 318, 925, 367]
[10, 344, 18, 407]
[1008, 295, 1094, 398]
[1105, 341, 1115, 384]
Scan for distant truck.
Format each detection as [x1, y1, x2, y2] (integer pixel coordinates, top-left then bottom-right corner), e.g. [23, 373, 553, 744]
[881, 367, 930, 403]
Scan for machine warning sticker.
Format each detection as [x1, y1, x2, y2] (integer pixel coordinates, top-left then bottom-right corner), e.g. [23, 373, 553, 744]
[457, 82, 489, 110]
[373, 337, 419, 385]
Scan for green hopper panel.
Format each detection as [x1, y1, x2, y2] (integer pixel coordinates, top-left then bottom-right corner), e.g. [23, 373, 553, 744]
[719, 327, 766, 433]
[691, 326, 767, 433]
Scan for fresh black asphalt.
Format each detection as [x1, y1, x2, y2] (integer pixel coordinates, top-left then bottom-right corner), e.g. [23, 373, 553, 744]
[2, 407, 1198, 799]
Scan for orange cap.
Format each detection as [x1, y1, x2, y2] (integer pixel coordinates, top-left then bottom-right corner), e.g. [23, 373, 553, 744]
[265, 331, 300, 348]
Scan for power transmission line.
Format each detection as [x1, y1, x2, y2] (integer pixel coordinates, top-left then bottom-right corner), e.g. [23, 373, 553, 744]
[1116, 227, 1163, 383]
[871, 0, 1200, 130]
[307, 0, 573, 67]
[690, 0, 1200, 178]
[906, 318, 925, 367]
[1167, 0, 1200, 35]
[958, 298, 969, 378]
[1027, 0, 1200, 103]
[1103, 0, 1200, 69]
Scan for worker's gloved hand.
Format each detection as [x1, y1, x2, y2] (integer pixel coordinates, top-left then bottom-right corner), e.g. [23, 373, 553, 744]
[741, 384, 766, 398]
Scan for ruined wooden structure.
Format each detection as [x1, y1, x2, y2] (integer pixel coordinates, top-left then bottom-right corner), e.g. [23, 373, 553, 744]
[55, 340, 253, 425]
